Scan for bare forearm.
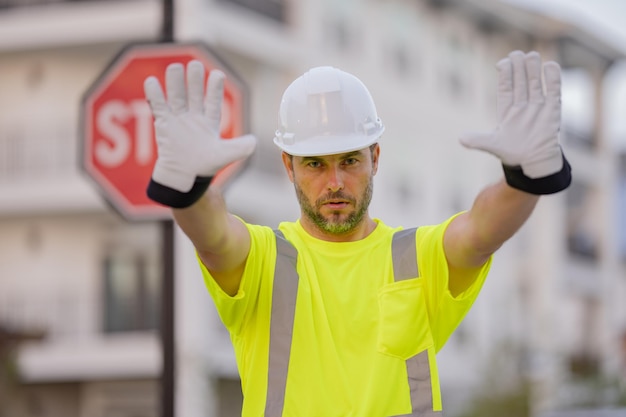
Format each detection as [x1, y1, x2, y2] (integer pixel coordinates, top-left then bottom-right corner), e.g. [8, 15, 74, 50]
[170, 186, 250, 296]
[172, 187, 249, 272]
[173, 188, 224, 249]
[467, 179, 539, 256]
[445, 179, 539, 270]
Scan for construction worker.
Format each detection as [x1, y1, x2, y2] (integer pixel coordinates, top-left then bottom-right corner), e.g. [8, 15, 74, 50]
[143, 50, 571, 416]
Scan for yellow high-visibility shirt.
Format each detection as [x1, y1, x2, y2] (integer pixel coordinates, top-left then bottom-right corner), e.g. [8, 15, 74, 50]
[199, 216, 491, 417]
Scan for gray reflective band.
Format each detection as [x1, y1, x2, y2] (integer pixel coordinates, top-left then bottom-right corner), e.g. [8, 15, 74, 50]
[265, 230, 299, 417]
[391, 228, 442, 417]
[267, 229, 442, 417]
[400, 352, 442, 416]
[391, 228, 419, 280]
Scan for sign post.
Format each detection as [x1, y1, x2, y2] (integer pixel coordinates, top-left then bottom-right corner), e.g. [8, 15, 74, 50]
[80, 42, 249, 417]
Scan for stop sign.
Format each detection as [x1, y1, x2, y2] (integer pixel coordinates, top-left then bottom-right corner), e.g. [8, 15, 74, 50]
[81, 42, 249, 221]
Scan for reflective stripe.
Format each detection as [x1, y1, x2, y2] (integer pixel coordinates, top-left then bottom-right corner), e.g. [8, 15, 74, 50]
[401, 352, 442, 417]
[267, 228, 442, 417]
[391, 228, 419, 280]
[391, 228, 442, 417]
[265, 230, 299, 417]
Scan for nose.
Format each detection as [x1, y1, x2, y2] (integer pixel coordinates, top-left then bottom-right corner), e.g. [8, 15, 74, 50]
[326, 165, 344, 192]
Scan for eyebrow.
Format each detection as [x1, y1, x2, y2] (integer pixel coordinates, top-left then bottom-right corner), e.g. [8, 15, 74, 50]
[341, 151, 362, 159]
[300, 151, 363, 163]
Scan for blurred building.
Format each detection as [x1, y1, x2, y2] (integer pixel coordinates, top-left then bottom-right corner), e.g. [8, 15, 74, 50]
[0, 0, 624, 416]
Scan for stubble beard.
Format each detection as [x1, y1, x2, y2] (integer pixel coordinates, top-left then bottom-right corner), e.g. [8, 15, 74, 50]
[295, 177, 374, 236]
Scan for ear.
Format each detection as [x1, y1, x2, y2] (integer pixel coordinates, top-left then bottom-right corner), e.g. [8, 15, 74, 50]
[281, 152, 295, 183]
[371, 144, 380, 175]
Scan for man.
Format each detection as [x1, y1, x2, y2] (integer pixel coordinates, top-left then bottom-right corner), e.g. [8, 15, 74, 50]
[143, 50, 571, 416]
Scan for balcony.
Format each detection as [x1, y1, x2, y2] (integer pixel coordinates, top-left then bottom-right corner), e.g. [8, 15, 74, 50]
[0, 243, 162, 381]
[0, 0, 160, 51]
[18, 333, 161, 382]
[0, 124, 105, 215]
[0, 0, 110, 6]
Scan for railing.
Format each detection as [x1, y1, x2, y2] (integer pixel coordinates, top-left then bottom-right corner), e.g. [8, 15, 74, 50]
[0, 124, 77, 184]
[0, 288, 160, 342]
[0, 290, 89, 341]
[0, 0, 137, 8]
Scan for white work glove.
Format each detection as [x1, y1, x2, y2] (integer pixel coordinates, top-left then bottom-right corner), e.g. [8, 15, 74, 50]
[460, 50, 571, 194]
[144, 60, 256, 207]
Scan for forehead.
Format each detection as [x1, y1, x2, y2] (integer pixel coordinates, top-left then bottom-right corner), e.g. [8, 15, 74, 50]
[296, 148, 369, 162]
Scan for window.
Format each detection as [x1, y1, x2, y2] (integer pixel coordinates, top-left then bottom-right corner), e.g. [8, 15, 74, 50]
[441, 36, 469, 100]
[566, 181, 600, 261]
[102, 250, 160, 333]
[618, 153, 626, 263]
[321, 16, 354, 52]
[321, 0, 362, 53]
[387, 40, 412, 78]
[561, 68, 596, 149]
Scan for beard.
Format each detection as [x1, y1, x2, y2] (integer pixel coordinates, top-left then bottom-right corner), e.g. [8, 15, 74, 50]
[294, 177, 374, 235]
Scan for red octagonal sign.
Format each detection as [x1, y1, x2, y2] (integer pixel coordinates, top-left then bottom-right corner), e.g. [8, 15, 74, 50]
[81, 42, 249, 221]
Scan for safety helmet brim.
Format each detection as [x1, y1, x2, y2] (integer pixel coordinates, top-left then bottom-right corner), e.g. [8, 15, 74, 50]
[273, 129, 384, 157]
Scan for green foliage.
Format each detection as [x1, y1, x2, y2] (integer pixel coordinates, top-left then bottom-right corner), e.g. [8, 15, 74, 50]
[454, 340, 531, 417]
[456, 381, 531, 417]
[565, 374, 626, 409]
[452, 340, 626, 417]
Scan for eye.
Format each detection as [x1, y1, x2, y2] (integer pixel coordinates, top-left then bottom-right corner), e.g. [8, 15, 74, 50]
[307, 160, 322, 168]
[343, 157, 358, 166]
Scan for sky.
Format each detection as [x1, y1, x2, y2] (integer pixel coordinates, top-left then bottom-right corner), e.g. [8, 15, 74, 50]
[502, 0, 626, 149]
[502, 0, 626, 52]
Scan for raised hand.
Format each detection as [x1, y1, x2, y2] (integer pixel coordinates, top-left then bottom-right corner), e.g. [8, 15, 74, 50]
[460, 51, 571, 194]
[144, 60, 257, 208]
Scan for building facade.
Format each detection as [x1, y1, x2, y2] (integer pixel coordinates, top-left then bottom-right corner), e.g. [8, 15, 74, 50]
[0, 0, 624, 416]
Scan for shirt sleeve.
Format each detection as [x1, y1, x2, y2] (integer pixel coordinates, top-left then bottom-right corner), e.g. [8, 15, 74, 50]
[415, 213, 492, 352]
[197, 221, 276, 335]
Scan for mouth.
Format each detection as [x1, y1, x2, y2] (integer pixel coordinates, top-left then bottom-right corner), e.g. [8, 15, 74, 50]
[322, 200, 350, 209]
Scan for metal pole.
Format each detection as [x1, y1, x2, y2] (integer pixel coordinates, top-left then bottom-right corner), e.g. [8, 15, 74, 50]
[160, 1, 175, 417]
[161, 0, 174, 43]
[161, 219, 175, 417]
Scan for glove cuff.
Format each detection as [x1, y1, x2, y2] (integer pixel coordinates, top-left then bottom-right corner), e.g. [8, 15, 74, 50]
[502, 152, 572, 195]
[147, 176, 214, 208]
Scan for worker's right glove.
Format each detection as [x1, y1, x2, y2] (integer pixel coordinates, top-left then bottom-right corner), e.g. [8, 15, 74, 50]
[460, 50, 571, 194]
[144, 60, 257, 208]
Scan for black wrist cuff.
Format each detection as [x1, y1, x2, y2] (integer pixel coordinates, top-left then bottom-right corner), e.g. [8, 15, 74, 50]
[502, 153, 572, 195]
[147, 176, 214, 208]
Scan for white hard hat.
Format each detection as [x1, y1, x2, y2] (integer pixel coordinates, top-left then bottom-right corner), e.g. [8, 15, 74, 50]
[273, 66, 384, 156]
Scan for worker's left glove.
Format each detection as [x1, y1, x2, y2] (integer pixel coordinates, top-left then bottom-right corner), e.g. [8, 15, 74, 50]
[460, 50, 571, 194]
